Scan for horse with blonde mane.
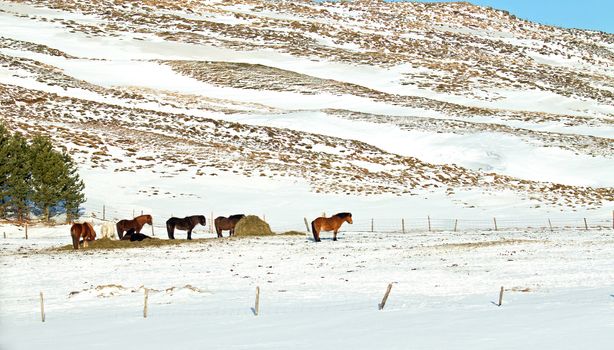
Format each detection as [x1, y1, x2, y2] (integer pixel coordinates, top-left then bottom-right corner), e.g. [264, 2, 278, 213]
[311, 212, 353, 242]
[70, 222, 96, 249]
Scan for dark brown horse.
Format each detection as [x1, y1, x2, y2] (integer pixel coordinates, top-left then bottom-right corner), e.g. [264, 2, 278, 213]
[166, 215, 206, 240]
[214, 214, 245, 237]
[121, 228, 152, 241]
[311, 212, 352, 242]
[70, 222, 96, 249]
[116, 214, 152, 239]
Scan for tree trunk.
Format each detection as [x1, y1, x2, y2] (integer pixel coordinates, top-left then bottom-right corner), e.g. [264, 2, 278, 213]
[66, 208, 73, 224]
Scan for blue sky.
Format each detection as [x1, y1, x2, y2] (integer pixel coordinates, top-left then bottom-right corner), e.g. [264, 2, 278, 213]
[394, 0, 613, 33]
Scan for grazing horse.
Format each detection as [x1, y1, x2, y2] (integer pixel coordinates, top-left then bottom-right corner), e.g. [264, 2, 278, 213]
[116, 214, 152, 239]
[214, 214, 245, 237]
[100, 222, 116, 239]
[311, 212, 353, 242]
[70, 222, 96, 249]
[166, 215, 206, 240]
[121, 228, 152, 242]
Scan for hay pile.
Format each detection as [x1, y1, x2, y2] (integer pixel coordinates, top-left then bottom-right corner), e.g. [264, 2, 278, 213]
[233, 215, 273, 236]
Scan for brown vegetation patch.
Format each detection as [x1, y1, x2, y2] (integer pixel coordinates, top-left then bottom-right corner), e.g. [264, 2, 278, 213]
[436, 239, 546, 250]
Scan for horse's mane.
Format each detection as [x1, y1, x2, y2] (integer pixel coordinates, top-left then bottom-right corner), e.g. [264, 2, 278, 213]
[334, 212, 352, 219]
[229, 214, 245, 220]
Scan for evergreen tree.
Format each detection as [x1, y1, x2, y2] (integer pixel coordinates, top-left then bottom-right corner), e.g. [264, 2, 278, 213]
[30, 136, 68, 222]
[0, 123, 11, 218]
[0, 128, 86, 222]
[60, 150, 85, 223]
[5, 132, 31, 222]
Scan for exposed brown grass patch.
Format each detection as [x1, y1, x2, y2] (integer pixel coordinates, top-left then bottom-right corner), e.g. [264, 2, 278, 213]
[52, 237, 208, 251]
[437, 239, 546, 249]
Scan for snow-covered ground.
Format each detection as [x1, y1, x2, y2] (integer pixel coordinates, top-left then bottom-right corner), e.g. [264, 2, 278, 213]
[1, 224, 613, 349]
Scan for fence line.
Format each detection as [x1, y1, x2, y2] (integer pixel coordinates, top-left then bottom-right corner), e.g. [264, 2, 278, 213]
[74, 205, 614, 235]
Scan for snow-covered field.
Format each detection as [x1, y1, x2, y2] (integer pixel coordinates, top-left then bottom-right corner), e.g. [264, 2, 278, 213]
[1, 224, 613, 349]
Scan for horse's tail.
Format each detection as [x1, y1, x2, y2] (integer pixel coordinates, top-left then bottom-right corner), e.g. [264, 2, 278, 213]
[116, 221, 123, 240]
[214, 218, 222, 238]
[166, 219, 174, 239]
[311, 219, 319, 242]
[70, 225, 79, 249]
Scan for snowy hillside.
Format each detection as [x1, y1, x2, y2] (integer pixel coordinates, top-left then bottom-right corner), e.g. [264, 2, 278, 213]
[0, 0, 612, 224]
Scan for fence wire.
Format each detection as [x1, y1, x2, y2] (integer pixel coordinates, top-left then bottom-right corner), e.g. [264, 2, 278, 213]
[83, 205, 614, 235]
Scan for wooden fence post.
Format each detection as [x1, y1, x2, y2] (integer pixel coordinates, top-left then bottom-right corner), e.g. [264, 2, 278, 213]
[143, 288, 149, 318]
[454, 219, 458, 232]
[493, 217, 498, 231]
[378, 283, 393, 310]
[25, 222, 28, 240]
[254, 286, 260, 316]
[210, 212, 214, 234]
[427, 216, 431, 232]
[151, 224, 155, 237]
[141, 210, 143, 216]
[304, 217, 310, 233]
[103, 205, 106, 221]
[401, 218, 405, 233]
[498, 286, 504, 306]
[371, 218, 374, 232]
[132, 209, 135, 218]
[3, 232, 6, 239]
[40, 291, 45, 322]
[548, 219, 553, 232]
[583, 218, 588, 230]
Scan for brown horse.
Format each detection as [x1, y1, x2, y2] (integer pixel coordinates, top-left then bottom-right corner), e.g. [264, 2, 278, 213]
[166, 215, 206, 240]
[116, 214, 152, 239]
[214, 214, 245, 237]
[70, 222, 96, 249]
[311, 212, 352, 242]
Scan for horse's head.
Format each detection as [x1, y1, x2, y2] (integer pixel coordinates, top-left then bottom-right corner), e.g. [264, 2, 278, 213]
[199, 215, 206, 226]
[336, 212, 353, 224]
[85, 222, 96, 240]
[346, 213, 353, 224]
[146, 214, 153, 225]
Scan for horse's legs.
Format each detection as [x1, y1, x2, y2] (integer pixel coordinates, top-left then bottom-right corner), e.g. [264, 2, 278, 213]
[83, 239, 89, 248]
[167, 224, 175, 239]
[230, 228, 234, 237]
[333, 230, 338, 241]
[72, 233, 79, 250]
[187, 229, 192, 240]
[215, 226, 222, 238]
[313, 229, 321, 242]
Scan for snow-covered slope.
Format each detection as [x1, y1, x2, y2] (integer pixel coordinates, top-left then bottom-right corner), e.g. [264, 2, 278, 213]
[0, 0, 612, 224]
